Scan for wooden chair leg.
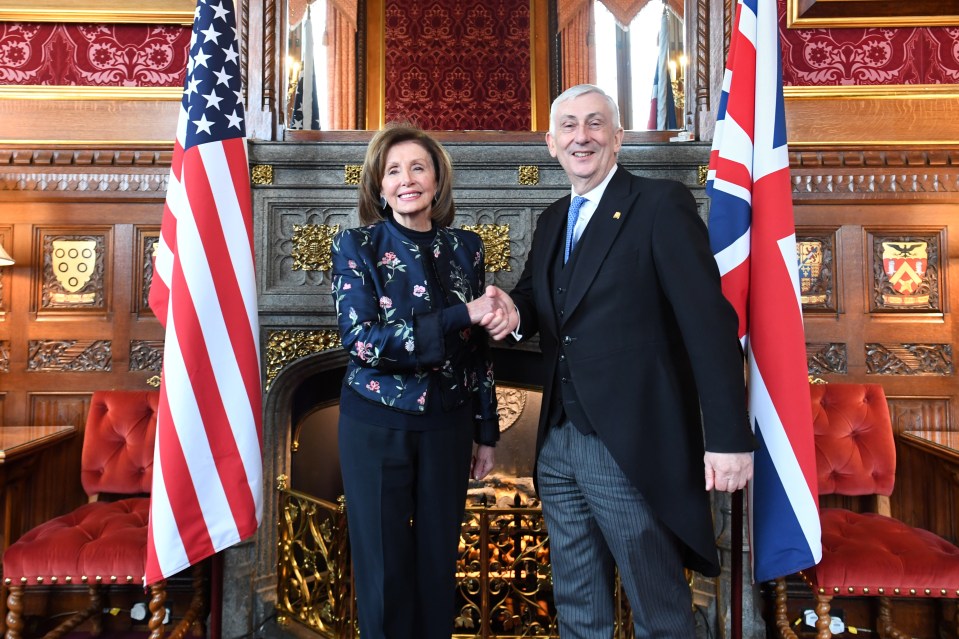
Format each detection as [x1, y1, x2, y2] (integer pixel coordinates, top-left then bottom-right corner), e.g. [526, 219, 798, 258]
[773, 578, 799, 639]
[5, 585, 23, 639]
[169, 563, 207, 639]
[876, 597, 908, 639]
[813, 592, 833, 639]
[44, 585, 101, 639]
[148, 581, 168, 639]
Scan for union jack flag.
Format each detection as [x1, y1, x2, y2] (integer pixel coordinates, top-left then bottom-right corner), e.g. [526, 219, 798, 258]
[705, 0, 822, 582]
[147, 0, 263, 584]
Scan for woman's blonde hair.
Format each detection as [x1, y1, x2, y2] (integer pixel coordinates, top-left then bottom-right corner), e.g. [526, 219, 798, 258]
[357, 123, 456, 227]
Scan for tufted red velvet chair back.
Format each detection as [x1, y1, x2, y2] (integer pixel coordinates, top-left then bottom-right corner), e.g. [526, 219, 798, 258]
[80, 390, 158, 497]
[810, 382, 896, 498]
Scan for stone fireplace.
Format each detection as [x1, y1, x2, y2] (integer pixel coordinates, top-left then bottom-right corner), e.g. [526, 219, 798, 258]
[217, 138, 752, 639]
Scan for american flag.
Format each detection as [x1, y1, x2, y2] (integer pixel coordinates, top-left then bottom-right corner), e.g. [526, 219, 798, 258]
[705, 0, 821, 582]
[647, 7, 677, 130]
[146, 0, 263, 584]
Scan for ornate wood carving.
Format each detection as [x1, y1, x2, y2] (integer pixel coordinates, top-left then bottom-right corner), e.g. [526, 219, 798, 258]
[865, 343, 953, 376]
[129, 340, 164, 372]
[27, 340, 112, 372]
[797, 230, 836, 311]
[40, 232, 109, 312]
[137, 229, 160, 317]
[887, 398, 951, 433]
[0, 341, 9, 373]
[868, 231, 941, 313]
[806, 343, 847, 376]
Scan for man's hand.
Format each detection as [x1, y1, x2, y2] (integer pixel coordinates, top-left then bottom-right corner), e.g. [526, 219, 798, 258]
[466, 285, 513, 324]
[704, 451, 753, 492]
[477, 286, 519, 341]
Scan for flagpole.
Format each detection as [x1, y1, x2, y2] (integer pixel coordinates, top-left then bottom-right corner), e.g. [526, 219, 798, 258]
[732, 490, 743, 639]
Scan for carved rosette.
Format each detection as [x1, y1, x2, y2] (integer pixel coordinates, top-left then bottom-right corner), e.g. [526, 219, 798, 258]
[865, 343, 953, 376]
[27, 340, 112, 372]
[806, 343, 847, 376]
[461, 224, 511, 273]
[266, 329, 342, 390]
[344, 164, 362, 185]
[291, 224, 340, 272]
[129, 340, 164, 372]
[251, 164, 274, 185]
[517, 165, 539, 186]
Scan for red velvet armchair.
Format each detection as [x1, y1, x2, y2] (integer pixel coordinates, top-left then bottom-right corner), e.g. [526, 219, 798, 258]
[2, 390, 204, 639]
[775, 383, 959, 638]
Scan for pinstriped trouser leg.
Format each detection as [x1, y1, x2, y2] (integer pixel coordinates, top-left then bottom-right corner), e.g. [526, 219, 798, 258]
[537, 421, 696, 639]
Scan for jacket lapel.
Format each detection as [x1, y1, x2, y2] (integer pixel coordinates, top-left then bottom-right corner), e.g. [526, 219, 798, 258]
[562, 168, 641, 321]
[535, 196, 569, 335]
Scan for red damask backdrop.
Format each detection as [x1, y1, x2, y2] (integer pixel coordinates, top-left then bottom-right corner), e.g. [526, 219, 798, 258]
[778, 0, 959, 85]
[0, 23, 189, 86]
[383, 0, 532, 131]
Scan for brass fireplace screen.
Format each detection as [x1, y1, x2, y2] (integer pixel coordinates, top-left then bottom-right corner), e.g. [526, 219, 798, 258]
[276, 488, 637, 639]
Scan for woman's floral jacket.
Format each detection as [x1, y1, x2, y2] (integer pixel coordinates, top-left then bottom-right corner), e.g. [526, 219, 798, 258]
[331, 220, 499, 443]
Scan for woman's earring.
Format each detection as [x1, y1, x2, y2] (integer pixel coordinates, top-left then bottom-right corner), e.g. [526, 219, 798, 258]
[380, 195, 388, 210]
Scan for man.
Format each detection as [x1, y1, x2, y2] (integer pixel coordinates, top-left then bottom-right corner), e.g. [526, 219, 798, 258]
[481, 84, 756, 638]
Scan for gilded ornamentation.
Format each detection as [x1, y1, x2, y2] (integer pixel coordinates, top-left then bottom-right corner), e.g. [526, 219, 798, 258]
[276, 475, 289, 491]
[461, 224, 510, 272]
[251, 164, 274, 185]
[698, 164, 709, 186]
[291, 224, 340, 272]
[146, 375, 162, 388]
[266, 329, 342, 390]
[27, 340, 112, 372]
[344, 164, 363, 185]
[495, 387, 527, 432]
[865, 343, 953, 376]
[796, 233, 835, 310]
[518, 165, 539, 186]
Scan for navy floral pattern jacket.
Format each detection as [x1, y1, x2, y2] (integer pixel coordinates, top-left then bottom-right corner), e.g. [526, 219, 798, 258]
[331, 220, 499, 443]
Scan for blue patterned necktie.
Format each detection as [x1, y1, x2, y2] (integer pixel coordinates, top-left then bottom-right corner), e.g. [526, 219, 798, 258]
[564, 196, 588, 264]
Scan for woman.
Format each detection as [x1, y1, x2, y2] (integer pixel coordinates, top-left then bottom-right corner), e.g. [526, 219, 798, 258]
[330, 124, 501, 639]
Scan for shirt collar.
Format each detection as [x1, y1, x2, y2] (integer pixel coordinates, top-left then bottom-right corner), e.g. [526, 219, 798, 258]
[571, 164, 619, 205]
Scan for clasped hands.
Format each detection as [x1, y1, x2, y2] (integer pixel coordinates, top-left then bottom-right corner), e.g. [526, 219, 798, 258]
[467, 285, 519, 341]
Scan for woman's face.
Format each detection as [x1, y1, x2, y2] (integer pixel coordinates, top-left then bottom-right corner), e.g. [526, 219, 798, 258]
[380, 140, 437, 232]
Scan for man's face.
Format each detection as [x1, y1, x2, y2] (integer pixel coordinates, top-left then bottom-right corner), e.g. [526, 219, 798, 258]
[546, 91, 624, 193]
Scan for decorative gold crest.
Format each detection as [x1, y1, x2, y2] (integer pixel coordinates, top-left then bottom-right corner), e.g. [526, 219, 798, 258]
[462, 224, 510, 272]
[881, 241, 928, 306]
[291, 224, 340, 272]
[518, 165, 539, 186]
[251, 164, 274, 185]
[797, 240, 826, 304]
[51, 239, 97, 299]
[344, 164, 362, 185]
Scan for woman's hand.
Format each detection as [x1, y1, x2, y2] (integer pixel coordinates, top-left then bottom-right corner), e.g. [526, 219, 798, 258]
[470, 444, 495, 480]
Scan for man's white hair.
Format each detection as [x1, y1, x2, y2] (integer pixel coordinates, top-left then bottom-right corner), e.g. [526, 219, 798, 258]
[549, 84, 622, 136]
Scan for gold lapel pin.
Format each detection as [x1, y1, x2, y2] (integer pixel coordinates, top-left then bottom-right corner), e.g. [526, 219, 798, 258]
[613, 211, 621, 219]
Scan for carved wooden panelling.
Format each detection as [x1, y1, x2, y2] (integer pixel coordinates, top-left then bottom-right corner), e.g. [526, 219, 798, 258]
[796, 229, 837, 312]
[27, 340, 112, 372]
[37, 228, 113, 315]
[130, 340, 164, 372]
[806, 342, 847, 376]
[865, 343, 953, 376]
[867, 230, 942, 313]
[136, 227, 160, 317]
[0, 340, 9, 373]
[887, 397, 951, 433]
[0, 226, 11, 311]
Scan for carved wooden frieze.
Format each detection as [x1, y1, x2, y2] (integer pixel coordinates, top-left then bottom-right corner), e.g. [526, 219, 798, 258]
[0, 173, 168, 193]
[806, 342, 847, 376]
[265, 329, 341, 390]
[868, 231, 941, 313]
[865, 343, 953, 376]
[0, 341, 9, 373]
[462, 224, 511, 273]
[27, 340, 112, 372]
[887, 398, 951, 432]
[129, 340, 164, 372]
[291, 224, 340, 272]
[39, 231, 110, 313]
[796, 230, 836, 311]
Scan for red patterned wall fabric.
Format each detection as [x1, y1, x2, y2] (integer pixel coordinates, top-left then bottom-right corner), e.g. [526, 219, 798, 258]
[384, 0, 531, 131]
[778, 0, 959, 86]
[0, 23, 189, 86]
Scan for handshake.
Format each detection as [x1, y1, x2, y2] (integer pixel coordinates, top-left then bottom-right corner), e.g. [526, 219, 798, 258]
[466, 285, 519, 341]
